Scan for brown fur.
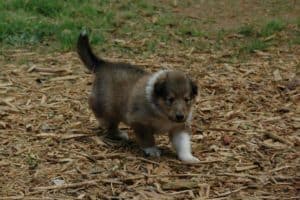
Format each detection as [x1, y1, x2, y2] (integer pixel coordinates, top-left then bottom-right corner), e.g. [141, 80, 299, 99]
[77, 32, 198, 160]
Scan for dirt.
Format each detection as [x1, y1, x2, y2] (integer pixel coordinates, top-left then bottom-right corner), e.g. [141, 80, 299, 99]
[0, 1, 299, 199]
[171, 0, 300, 31]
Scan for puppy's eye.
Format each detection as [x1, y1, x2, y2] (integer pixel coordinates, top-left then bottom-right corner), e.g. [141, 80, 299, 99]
[166, 97, 174, 105]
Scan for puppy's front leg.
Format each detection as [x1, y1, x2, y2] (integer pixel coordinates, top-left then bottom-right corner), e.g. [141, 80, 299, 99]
[170, 131, 199, 163]
[133, 125, 161, 157]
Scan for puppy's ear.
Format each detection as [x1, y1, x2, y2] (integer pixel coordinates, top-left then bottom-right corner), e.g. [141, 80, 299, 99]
[154, 79, 166, 97]
[190, 80, 198, 98]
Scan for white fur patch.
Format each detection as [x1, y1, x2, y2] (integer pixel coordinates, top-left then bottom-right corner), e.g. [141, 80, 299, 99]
[145, 70, 168, 105]
[143, 146, 161, 157]
[171, 132, 199, 163]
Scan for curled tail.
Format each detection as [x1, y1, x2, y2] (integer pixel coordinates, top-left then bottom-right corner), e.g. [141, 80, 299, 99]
[77, 31, 105, 72]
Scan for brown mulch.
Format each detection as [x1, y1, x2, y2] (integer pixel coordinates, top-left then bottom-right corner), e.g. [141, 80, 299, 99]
[0, 45, 299, 200]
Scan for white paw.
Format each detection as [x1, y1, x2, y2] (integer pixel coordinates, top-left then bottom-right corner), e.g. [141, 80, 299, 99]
[143, 147, 161, 157]
[179, 154, 200, 163]
[118, 131, 129, 140]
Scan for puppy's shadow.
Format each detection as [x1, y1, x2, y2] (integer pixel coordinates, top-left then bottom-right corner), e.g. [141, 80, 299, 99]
[94, 127, 138, 148]
[94, 127, 177, 160]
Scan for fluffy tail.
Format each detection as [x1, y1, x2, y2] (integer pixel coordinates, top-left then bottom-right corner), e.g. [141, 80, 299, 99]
[77, 31, 105, 72]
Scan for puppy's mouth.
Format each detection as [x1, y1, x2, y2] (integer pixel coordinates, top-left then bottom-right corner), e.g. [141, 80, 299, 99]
[169, 117, 186, 123]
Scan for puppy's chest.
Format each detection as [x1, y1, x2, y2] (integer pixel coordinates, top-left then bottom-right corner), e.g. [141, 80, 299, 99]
[147, 118, 183, 134]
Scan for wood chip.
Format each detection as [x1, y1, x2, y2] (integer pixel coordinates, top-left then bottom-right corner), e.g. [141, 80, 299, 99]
[273, 69, 282, 81]
[50, 75, 79, 81]
[161, 180, 199, 190]
[33, 179, 122, 191]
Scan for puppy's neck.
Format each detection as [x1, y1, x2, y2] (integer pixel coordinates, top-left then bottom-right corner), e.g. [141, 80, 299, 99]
[145, 70, 167, 101]
[145, 70, 168, 116]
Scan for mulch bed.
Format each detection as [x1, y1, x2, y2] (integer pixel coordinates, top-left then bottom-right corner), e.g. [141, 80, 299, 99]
[0, 46, 299, 199]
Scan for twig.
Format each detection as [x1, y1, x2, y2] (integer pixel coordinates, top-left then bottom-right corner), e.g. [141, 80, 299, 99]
[32, 180, 96, 191]
[207, 128, 243, 134]
[123, 173, 213, 181]
[33, 179, 122, 191]
[61, 134, 94, 140]
[269, 165, 293, 173]
[35, 133, 94, 140]
[254, 149, 265, 159]
[235, 165, 258, 172]
[29, 67, 72, 74]
[207, 198, 228, 200]
[217, 173, 262, 181]
[0, 195, 24, 200]
[93, 153, 127, 159]
[0, 161, 10, 167]
[50, 75, 79, 81]
[74, 151, 97, 162]
[273, 175, 296, 181]
[170, 159, 224, 165]
[260, 141, 287, 150]
[153, 182, 193, 197]
[216, 186, 248, 198]
[126, 156, 160, 165]
[98, 193, 124, 200]
[0, 99, 19, 112]
[264, 132, 294, 146]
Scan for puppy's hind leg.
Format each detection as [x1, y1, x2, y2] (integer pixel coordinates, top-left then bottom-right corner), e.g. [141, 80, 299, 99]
[105, 120, 129, 141]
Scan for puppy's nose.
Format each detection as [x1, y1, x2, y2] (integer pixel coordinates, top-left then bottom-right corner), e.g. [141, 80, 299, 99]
[175, 114, 185, 121]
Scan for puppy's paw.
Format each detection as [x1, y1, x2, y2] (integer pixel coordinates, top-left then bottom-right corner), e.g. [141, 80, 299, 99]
[143, 147, 161, 157]
[179, 154, 200, 164]
[106, 130, 129, 141]
[118, 131, 129, 140]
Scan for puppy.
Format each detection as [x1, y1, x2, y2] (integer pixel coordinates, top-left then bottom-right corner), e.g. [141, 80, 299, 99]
[77, 32, 199, 163]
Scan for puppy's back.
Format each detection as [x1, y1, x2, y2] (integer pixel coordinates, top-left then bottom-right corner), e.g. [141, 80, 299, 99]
[77, 32, 147, 121]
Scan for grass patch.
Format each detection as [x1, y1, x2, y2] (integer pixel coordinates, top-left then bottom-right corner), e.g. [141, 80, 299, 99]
[0, 0, 114, 51]
[260, 20, 285, 37]
[241, 39, 268, 53]
[234, 19, 299, 56]
[291, 31, 300, 45]
[0, 0, 209, 53]
[177, 19, 204, 37]
[238, 25, 256, 37]
[1, 0, 297, 55]
[292, 37, 300, 45]
[8, 0, 63, 18]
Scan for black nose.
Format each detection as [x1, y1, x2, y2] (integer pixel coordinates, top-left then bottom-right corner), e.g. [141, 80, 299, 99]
[175, 114, 184, 121]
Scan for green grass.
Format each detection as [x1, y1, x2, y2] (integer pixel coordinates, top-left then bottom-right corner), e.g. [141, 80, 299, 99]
[238, 25, 256, 37]
[0, 0, 298, 56]
[27, 153, 39, 170]
[291, 30, 300, 45]
[260, 20, 286, 37]
[0, 0, 114, 50]
[0, 0, 207, 53]
[238, 20, 286, 38]
[241, 39, 268, 53]
[234, 19, 294, 55]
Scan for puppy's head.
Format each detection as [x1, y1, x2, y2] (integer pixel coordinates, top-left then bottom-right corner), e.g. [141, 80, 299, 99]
[152, 71, 198, 123]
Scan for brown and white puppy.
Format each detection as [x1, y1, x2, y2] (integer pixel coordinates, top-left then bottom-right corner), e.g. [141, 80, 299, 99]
[77, 31, 199, 163]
